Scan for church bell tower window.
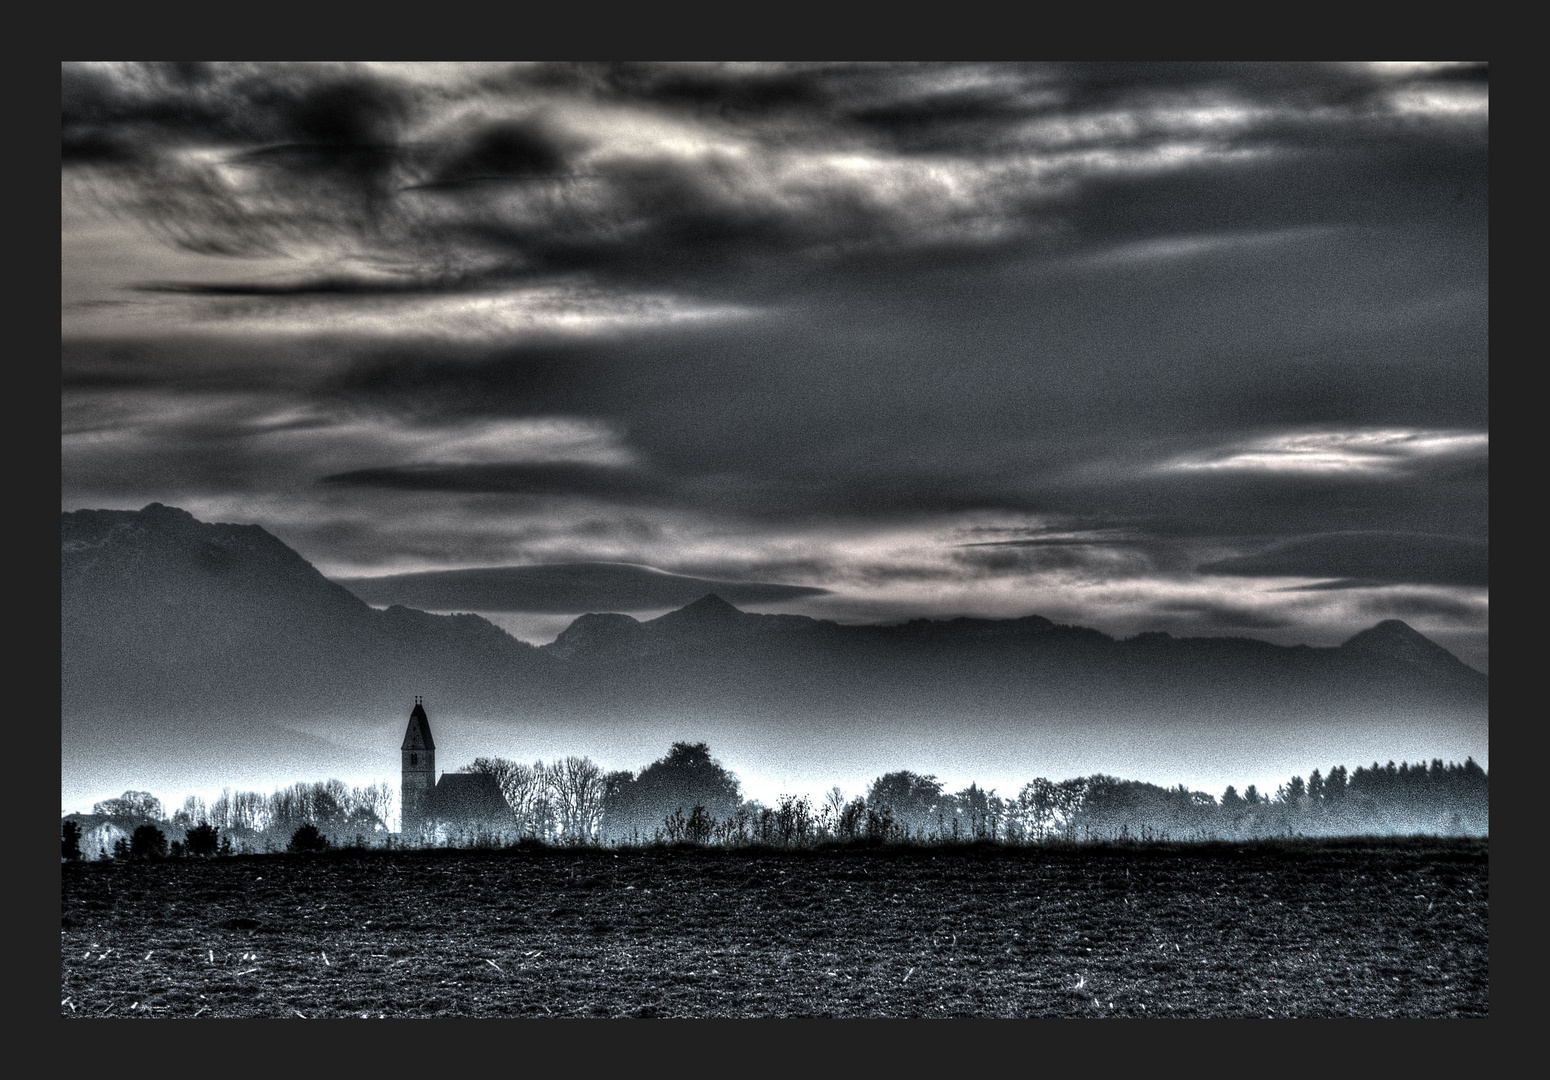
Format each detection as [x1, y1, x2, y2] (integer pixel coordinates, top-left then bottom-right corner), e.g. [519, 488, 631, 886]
[411, 753, 418, 765]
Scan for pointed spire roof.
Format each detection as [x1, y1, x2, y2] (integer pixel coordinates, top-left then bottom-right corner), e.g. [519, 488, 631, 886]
[401, 696, 435, 751]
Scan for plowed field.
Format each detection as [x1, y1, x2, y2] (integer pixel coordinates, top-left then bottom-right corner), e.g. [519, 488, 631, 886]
[60, 838, 1487, 1018]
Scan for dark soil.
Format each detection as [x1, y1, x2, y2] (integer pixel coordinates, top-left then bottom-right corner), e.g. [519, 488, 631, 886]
[60, 837, 1488, 1018]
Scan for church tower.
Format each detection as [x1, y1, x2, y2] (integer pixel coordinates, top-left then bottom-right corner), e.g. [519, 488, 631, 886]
[401, 697, 436, 833]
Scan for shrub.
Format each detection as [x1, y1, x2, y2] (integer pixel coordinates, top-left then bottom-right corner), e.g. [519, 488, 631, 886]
[288, 823, 329, 853]
[130, 825, 168, 859]
[685, 805, 714, 844]
[185, 821, 220, 856]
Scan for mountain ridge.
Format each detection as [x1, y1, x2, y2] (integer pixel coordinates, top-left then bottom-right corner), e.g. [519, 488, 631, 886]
[62, 505, 1487, 800]
[63, 506, 1487, 692]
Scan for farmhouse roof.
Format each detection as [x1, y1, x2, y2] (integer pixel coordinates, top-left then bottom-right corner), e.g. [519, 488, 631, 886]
[431, 772, 509, 823]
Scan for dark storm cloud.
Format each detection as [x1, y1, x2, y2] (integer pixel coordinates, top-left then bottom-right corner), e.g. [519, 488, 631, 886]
[321, 340, 601, 411]
[64, 62, 1487, 294]
[334, 562, 827, 613]
[63, 63, 424, 258]
[1201, 532, 1488, 589]
[62, 63, 414, 171]
[527, 61, 835, 114]
[137, 278, 471, 297]
[411, 117, 579, 189]
[320, 462, 663, 499]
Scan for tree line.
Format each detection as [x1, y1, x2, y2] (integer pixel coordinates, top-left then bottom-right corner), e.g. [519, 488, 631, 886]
[62, 746, 1487, 859]
[63, 780, 396, 859]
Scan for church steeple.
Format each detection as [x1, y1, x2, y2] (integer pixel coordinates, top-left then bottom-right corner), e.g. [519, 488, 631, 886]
[400, 697, 436, 833]
[402, 696, 435, 752]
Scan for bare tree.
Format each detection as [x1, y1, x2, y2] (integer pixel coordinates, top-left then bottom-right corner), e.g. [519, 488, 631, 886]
[822, 786, 846, 837]
[548, 756, 607, 842]
[343, 782, 394, 836]
[93, 791, 164, 820]
[322, 778, 351, 817]
[210, 788, 231, 830]
[355, 782, 395, 831]
[470, 756, 552, 837]
[234, 789, 268, 832]
[171, 795, 209, 830]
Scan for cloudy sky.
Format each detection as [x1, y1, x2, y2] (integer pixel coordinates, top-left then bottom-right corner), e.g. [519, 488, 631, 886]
[62, 62, 1489, 669]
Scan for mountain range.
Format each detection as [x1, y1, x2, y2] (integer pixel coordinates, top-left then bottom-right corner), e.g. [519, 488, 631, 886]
[62, 504, 1487, 802]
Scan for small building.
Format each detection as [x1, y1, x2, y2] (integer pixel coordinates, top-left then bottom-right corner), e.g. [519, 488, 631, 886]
[63, 814, 132, 860]
[430, 772, 512, 827]
[400, 698, 510, 834]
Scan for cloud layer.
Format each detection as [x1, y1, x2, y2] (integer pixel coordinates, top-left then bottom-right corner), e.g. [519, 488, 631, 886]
[62, 62, 1488, 666]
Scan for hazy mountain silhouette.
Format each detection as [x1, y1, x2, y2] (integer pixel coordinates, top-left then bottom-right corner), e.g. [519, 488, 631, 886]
[62, 505, 1486, 798]
[534, 594, 1485, 720]
[1339, 619, 1481, 673]
[335, 562, 828, 613]
[63, 504, 541, 720]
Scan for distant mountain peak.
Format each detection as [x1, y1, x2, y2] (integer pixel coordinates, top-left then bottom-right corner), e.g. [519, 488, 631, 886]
[545, 612, 646, 661]
[1340, 619, 1476, 673]
[657, 593, 744, 621]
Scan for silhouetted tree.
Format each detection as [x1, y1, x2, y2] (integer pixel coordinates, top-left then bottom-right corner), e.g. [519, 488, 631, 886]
[62, 820, 81, 861]
[949, 782, 1002, 839]
[130, 824, 167, 859]
[821, 787, 847, 836]
[602, 742, 743, 841]
[1307, 769, 1325, 805]
[288, 823, 329, 853]
[685, 805, 715, 844]
[865, 771, 945, 837]
[185, 821, 220, 856]
[1279, 776, 1306, 805]
[1016, 778, 1059, 839]
[770, 794, 815, 845]
[1326, 765, 1348, 801]
[837, 797, 870, 840]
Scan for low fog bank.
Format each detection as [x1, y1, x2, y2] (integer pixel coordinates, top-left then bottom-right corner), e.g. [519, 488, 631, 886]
[62, 700, 1486, 819]
[65, 749, 1487, 863]
[64, 697, 1488, 849]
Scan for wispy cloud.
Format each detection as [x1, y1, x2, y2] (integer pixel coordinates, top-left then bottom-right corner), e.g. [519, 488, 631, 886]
[1159, 429, 1488, 476]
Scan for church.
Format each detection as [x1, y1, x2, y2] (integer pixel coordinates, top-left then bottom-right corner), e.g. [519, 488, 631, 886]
[400, 698, 510, 834]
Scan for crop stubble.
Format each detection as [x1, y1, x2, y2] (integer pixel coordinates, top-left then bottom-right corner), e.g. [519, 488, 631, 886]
[60, 838, 1487, 1018]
